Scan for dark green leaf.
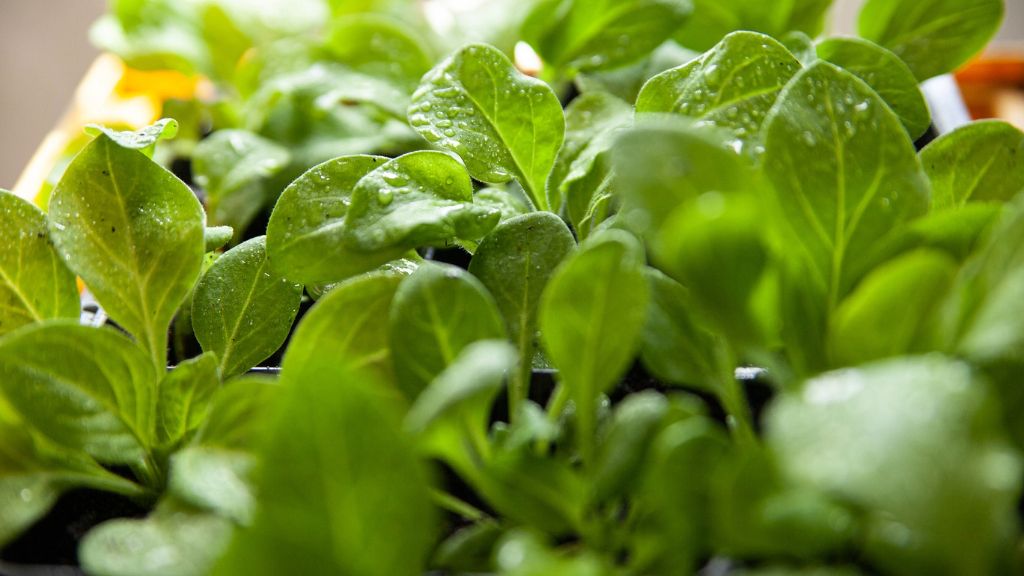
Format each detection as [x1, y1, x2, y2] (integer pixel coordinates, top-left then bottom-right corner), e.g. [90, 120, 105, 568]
[389, 262, 506, 400]
[858, 0, 1004, 81]
[408, 43, 564, 209]
[817, 37, 931, 140]
[49, 134, 205, 368]
[156, 352, 220, 449]
[192, 237, 303, 378]
[762, 61, 930, 310]
[768, 356, 1021, 575]
[345, 151, 501, 251]
[637, 32, 802, 147]
[0, 190, 79, 336]
[920, 120, 1024, 210]
[265, 155, 394, 284]
[0, 322, 156, 465]
[539, 230, 649, 463]
[193, 130, 290, 234]
[523, 0, 693, 73]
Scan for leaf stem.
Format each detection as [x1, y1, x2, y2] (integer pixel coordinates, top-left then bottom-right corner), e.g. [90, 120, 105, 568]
[430, 488, 490, 522]
[509, 331, 533, 424]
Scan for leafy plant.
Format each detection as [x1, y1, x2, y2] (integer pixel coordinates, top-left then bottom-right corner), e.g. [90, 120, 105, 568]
[1, 0, 1020, 575]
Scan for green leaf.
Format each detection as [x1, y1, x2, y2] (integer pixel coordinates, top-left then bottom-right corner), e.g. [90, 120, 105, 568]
[780, 31, 816, 65]
[194, 376, 279, 451]
[212, 364, 436, 576]
[84, 118, 179, 157]
[523, 0, 693, 73]
[574, 41, 699, 104]
[639, 269, 723, 390]
[637, 31, 802, 146]
[469, 212, 576, 412]
[0, 190, 79, 336]
[0, 476, 61, 548]
[762, 61, 930, 310]
[265, 155, 393, 284]
[674, 0, 832, 52]
[768, 356, 1021, 575]
[474, 186, 530, 222]
[80, 499, 234, 576]
[49, 134, 205, 368]
[156, 353, 220, 449]
[548, 92, 632, 215]
[539, 230, 649, 463]
[0, 322, 156, 465]
[323, 14, 433, 90]
[204, 226, 234, 252]
[494, 531, 609, 576]
[591, 391, 669, 503]
[389, 262, 506, 400]
[192, 236, 303, 378]
[345, 151, 501, 251]
[408, 43, 565, 210]
[816, 37, 931, 140]
[283, 272, 402, 384]
[920, 120, 1024, 211]
[858, 0, 1005, 81]
[168, 446, 255, 523]
[193, 130, 290, 234]
[829, 250, 958, 367]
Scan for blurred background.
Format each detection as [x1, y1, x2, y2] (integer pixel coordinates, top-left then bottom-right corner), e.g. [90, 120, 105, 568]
[1, 0, 1022, 189]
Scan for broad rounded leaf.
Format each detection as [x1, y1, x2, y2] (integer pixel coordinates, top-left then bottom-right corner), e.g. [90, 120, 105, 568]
[389, 263, 506, 400]
[266, 155, 392, 284]
[920, 120, 1024, 210]
[637, 32, 802, 146]
[193, 236, 303, 378]
[156, 352, 220, 448]
[345, 151, 500, 251]
[0, 322, 157, 464]
[169, 446, 255, 524]
[768, 356, 1021, 575]
[283, 272, 403, 384]
[816, 37, 931, 140]
[858, 0, 1004, 81]
[0, 190, 79, 336]
[324, 14, 433, 90]
[539, 230, 649, 462]
[524, 0, 693, 73]
[193, 130, 290, 234]
[49, 135, 205, 367]
[408, 43, 565, 209]
[762, 62, 930, 306]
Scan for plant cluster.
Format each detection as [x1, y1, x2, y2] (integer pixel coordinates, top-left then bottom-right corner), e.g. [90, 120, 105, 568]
[1, 0, 1021, 574]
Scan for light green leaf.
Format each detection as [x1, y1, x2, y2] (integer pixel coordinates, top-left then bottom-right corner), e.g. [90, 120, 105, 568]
[574, 41, 699, 104]
[523, 0, 693, 73]
[80, 499, 234, 576]
[637, 31, 802, 146]
[194, 376, 279, 451]
[674, 0, 832, 52]
[0, 190, 79, 336]
[212, 363, 436, 576]
[539, 230, 649, 463]
[495, 531, 609, 576]
[169, 446, 255, 524]
[389, 262, 506, 400]
[49, 134, 205, 368]
[548, 92, 632, 215]
[345, 151, 501, 251]
[204, 226, 234, 252]
[858, 0, 1004, 81]
[768, 356, 1021, 575]
[762, 61, 930, 310]
[474, 186, 530, 222]
[816, 37, 931, 140]
[0, 477, 61, 548]
[156, 353, 220, 449]
[193, 130, 290, 235]
[469, 213, 576, 411]
[408, 43, 565, 210]
[192, 236, 303, 378]
[84, 118, 178, 157]
[0, 322, 156, 465]
[265, 155, 395, 284]
[920, 120, 1024, 210]
[829, 250, 958, 367]
[323, 14, 434, 90]
[780, 31, 816, 65]
[283, 272, 402, 384]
